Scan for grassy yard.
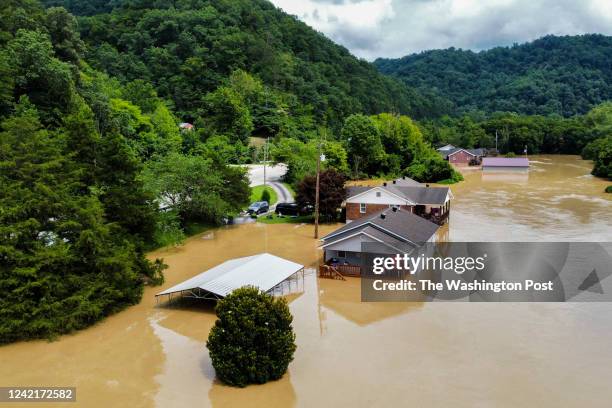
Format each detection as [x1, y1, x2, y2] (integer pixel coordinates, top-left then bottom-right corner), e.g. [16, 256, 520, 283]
[257, 214, 313, 224]
[250, 184, 278, 205]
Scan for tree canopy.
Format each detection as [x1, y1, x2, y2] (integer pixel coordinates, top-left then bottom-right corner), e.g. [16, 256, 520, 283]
[44, 0, 443, 132]
[375, 35, 612, 117]
[206, 286, 297, 387]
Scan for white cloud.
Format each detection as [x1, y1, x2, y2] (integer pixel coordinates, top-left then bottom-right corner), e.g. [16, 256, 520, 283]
[269, 0, 612, 60]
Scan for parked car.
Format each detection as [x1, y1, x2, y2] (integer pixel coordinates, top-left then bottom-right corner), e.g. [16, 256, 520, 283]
[275, 202, 300, 216]
[247, 201, 269, 215]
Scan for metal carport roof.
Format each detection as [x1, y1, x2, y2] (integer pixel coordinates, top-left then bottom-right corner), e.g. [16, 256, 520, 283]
[156, 253, 304, 300]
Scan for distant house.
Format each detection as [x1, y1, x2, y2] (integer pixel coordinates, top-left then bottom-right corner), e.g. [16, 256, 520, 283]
[320, 207, 440, 276]
[440, 147, 486, 166]
[437, 144, 456, 152]
[345, 178, 452, 225]
[482, 157, 529, 171]
[179, 122, 194, 132]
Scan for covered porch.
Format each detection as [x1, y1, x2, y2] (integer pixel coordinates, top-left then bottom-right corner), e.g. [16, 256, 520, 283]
[321, 249, 362, 277]
[413, 200, 451, 225]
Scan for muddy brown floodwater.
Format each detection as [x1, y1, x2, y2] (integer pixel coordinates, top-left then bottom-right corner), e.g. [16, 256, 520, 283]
[1, 155, 611, 408]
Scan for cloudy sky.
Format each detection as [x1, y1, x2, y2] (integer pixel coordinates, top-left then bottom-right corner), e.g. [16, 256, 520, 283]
[269, 0, 612, 60]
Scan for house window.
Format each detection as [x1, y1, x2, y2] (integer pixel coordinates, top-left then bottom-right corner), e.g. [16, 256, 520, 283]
[376, 191, 381, 197]
[338, 251, 346, 258]
[359, 203, 367, 213]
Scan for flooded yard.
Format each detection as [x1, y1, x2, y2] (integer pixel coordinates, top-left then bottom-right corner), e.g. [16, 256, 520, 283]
[0, 155, 611, 407]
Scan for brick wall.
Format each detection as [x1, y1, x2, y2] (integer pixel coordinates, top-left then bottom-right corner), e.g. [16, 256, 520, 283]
[448, 150, 475, 165]
[346, 203, 388, 221]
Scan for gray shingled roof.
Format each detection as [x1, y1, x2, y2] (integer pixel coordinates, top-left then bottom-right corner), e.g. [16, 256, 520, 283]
[439, 147, 486, 160]
[387, 186, 450, 204]
[392, 176, 421, 186]
[347, 184, 450, 205]
[321, 208, 440, 246]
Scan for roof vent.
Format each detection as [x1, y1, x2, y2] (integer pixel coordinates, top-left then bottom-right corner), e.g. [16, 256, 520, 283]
[426, 184, 430, 188]
[402, 176, 406, 180]
[383, 182, 387, 186]
[392, 206, 398, 212]
[380, 213, 386, 220]
[392, 180, 396, 184]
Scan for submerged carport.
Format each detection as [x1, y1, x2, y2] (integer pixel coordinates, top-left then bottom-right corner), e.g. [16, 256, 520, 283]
[155, 253, 305, 302]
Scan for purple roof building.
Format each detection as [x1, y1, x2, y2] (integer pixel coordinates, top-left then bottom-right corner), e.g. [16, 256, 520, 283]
[482, 157, 529, 171]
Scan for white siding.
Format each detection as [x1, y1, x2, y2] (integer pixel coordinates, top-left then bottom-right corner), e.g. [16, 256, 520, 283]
[346, 187, 411, 205]
[324, 234, 374, 252]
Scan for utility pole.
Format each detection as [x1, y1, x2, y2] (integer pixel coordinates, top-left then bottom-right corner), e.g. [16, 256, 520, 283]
[314, 125, 328, 239]
[495, 130, 498, 152]
[263, 136, 269, 187]
[314, 140, 321, 239]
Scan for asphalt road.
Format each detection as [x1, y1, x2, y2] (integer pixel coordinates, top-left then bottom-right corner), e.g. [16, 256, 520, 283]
[245, 164, 294, 203]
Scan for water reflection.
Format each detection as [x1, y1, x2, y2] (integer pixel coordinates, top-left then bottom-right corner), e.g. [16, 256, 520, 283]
[208, 376, 296, 408]
[317, 277, 423, 327]
[481, 170, 529, 184]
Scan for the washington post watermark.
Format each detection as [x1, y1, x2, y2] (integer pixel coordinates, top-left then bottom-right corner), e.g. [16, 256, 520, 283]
[360, 242, 612, 302]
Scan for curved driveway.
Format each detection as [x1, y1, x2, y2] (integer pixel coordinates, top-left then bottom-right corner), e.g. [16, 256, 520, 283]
[244, 164, 294, 203]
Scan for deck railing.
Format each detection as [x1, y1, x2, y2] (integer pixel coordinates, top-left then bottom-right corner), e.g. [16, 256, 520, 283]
[334, 264, 361, 276]
[419, 211, 449, 225]
[319, 263, 361, 279]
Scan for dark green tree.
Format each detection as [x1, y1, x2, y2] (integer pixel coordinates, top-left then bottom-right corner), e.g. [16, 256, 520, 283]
[206, 286, 297, 387]
[295, 169, 347, 220]
[0, 98, 156, 343]
[341, 114, 384, 176]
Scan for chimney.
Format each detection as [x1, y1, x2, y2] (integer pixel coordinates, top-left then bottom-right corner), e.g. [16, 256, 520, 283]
[426, 184, 430, 188]
[392, 206, 398, 212]
[380, 213, 386, 220]
[383, 182, 387, 186]
[392, 180, 396, 184]
[402, 176, 406, 180]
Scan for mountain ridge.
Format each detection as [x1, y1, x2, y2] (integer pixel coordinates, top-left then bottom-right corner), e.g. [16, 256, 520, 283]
[374, 34, 612, 117]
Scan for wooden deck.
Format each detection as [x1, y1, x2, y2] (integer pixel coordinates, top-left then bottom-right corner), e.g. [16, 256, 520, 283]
[417, 211, 449, 225]
[319, 263, 361, 280]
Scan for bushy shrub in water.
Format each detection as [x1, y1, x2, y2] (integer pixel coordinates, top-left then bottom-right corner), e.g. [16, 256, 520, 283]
[206, 286, 296, 387]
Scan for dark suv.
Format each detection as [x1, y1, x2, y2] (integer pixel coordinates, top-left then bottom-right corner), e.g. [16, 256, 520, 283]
[275, 202, 300, 216]
[247, 201, 269, 215]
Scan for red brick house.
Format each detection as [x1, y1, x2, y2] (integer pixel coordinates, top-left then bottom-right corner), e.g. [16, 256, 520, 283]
[345, 178, 452, 225]
[440, 148, 485, 166]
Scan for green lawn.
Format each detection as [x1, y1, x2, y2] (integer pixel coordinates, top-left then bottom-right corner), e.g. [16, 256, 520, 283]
[250, 184, 278, 205]
[257, 214, 313, 224]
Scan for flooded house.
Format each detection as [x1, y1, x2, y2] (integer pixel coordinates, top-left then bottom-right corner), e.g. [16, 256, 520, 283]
[319, 207, 440, 277]
[319, 177, 449, 277]
[482, 157, 529, 171]
[439, 147, 486, 166]
[345, 178, 452, 225]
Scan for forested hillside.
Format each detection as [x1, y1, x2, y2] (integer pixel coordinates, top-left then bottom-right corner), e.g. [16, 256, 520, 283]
[375, 35, 612, 117]
[43, 0, 447, 130]
[0, 0, 252, 343]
